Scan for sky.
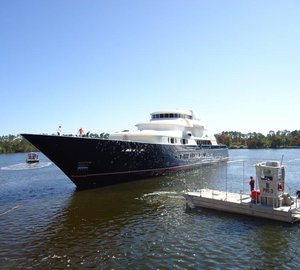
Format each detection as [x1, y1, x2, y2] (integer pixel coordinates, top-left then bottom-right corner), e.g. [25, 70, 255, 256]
[1, 0, 299, 136]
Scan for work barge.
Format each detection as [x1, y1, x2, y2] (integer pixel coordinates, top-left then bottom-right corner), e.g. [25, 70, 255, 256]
[183, 161, 300, 223]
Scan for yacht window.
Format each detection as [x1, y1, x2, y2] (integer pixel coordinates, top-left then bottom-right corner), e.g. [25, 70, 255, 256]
[152, 113, 190, 119]
[152, 114, 161, 119]
[197, 140, 212, 145]
[170, 138, 175, 144]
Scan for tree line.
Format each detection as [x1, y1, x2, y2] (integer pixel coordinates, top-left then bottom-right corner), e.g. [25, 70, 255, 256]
[1, 130, 300, 154]
[215, 130, 300, 149]
[0, 133, 109, 154]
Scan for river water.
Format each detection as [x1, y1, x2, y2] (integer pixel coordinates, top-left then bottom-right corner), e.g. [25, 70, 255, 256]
[1, 149, 300, 269]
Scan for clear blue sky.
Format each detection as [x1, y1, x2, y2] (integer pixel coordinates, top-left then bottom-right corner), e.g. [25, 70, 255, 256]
[1, 0, 299, 136]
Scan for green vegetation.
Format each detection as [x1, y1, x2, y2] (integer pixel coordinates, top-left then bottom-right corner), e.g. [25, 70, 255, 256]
[1, 130, 300, 154]
[215, 130, 300, 149]
[0, 135, 37, 153]
[86, 132, 110, 139]
[0, 133, 110, 154]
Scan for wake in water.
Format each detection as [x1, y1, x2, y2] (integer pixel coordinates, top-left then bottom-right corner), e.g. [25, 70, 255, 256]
[1, 161, 52, 171]
[285, 158, 300, 163]
[0, 205, 21, 216]
[140, 191, 183, 202]
[141, 191, 178, 198]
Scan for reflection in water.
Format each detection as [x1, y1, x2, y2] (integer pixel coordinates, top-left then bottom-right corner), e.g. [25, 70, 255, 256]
[253, 224, 290, 269]
[16, 166, 227, 269]
[1, 150, 300, 269]
[0, 192, 73, 269]
[23, 177, 184, 268]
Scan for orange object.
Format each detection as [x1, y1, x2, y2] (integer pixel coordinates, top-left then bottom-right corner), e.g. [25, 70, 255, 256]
[251, 190, 260, 202]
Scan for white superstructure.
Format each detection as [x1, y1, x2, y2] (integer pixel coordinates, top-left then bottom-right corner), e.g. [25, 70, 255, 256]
[109, 109, 218, 145]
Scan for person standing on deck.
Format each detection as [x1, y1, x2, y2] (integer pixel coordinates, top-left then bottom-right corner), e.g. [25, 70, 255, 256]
[249, 176, 255, 191]
[57, 126, 62, 136]
[78, 127, 84, 136]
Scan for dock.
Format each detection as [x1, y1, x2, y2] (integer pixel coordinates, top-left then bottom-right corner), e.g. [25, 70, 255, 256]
[183, 161, 300, 223]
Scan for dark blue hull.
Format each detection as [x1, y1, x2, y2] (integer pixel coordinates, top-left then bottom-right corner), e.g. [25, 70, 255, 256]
[21, 134, 229, 189]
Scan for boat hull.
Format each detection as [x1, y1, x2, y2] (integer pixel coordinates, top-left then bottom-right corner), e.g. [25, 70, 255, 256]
[21, 134, 229, 189]
[26, 160, 39, 163]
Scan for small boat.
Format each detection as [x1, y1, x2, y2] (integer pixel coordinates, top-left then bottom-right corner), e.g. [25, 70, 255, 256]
[183, 161, 300, 223]
[26, 152, 39, 163]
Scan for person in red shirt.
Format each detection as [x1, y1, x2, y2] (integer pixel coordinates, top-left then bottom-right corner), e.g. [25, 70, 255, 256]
[78, 128, 84, 136]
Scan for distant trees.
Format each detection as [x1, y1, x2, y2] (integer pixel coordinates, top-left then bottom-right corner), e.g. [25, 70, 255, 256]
[1, 130, 300, 153]
[87, 132, 110, 139]
[215, 130, 300, 149]
[0, 135, 37, 153]
[0, 133, 110, 154]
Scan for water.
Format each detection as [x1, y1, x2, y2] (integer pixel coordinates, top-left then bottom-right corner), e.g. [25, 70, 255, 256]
[1, 150, 300, 269]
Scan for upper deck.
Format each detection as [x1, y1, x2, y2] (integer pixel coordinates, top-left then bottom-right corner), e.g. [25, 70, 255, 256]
[109, 109, 218, 145]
